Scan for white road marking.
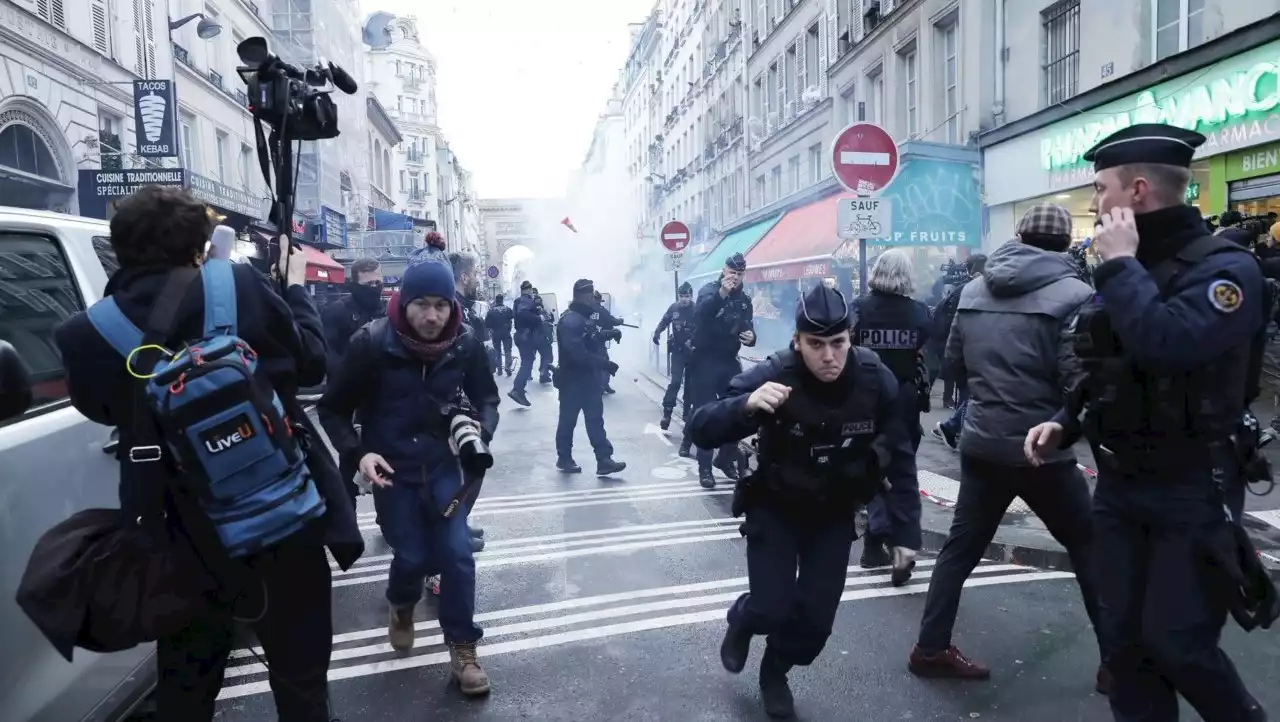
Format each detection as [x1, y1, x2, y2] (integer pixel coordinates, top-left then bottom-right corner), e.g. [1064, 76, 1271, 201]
[644, 422, 673, 446]
[650, 466, 688, 479]
[217, 568, 1072, 698]
[356, 489, 733, 528]
[334, 530, 745, 587]
[1247, 509, 1280, 530]
[338, 517, 743, 569]
[355, 480, 712, 516]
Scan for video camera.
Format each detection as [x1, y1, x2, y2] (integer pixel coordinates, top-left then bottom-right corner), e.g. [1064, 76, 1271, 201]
[1206, 212, 1275, 241]
[940, 259, 969, 286]
[234, 36, 357, 282]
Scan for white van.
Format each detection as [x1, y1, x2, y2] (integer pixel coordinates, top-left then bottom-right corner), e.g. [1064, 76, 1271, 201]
[0, 207, 155, 722]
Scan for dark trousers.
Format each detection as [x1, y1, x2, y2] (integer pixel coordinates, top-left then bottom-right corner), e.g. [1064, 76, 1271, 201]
[513, 337, 535, 392]
[155, 535, 333, 721]
[685, 354, 742, 472]
[493, 333, 512, 373]
[662, 349, 691, 415]
[537, 337, 554, 378]
[728, 505, 857, 666]
[1093, 474, 1257, 722]
[917, 454, 1102, 653]
[867, 382, 923, 542]
[556, 382, 614, 461]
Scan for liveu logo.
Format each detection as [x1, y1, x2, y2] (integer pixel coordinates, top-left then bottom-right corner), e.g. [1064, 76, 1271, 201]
[202, 417, 256, 454]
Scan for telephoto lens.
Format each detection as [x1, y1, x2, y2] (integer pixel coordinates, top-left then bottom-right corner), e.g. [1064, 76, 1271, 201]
[449, 413, 493, 476]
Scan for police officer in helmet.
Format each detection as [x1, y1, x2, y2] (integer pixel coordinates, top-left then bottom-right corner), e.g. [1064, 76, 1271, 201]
[849, 248, 931, 579]
[687, 252, 756, 488]
[688, 283, 922, 719]
[652, 281, 696, 433]
[554, 279, 627, 476]
[1026, 123, 1275, 722]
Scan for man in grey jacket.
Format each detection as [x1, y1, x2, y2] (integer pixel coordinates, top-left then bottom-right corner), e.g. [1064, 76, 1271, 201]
[906, 203, 1108, 693]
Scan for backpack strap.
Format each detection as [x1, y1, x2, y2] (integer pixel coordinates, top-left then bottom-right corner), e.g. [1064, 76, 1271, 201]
[1150, 234, 1245, 296]
[850, 346, 882, 407]
[201, 259, 238, 336]
[86, 298, 145, 360]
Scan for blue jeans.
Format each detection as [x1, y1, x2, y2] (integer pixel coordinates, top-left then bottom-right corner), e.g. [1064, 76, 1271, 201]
[940, 385, 969, 436]
[372, 470, 482, 644]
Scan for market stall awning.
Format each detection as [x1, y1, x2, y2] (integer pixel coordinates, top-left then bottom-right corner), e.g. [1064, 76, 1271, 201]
[741, 192, 852, 284]
[686, 214, 782, 282]
[297, 244, 345, 284]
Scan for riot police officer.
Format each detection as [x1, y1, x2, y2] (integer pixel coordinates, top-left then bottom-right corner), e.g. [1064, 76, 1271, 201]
[1025, 123, 1272, 722]
[485, 294, 515, 375]
[533, 288, 555, 385]
[687, 253, 756, 488]
[509, 280, 542, 406]
[850, 248, 931, 578]
[593, 288, 621, 394]
[687, 282, 921, 719]
[653, 281, 696, 433]
[555, 279, 627, 477]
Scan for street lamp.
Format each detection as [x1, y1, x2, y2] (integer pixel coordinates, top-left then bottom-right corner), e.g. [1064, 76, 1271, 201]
[170, 12, 222, 39]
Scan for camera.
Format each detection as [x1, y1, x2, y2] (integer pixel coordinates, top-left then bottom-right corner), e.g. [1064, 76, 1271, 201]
[445, 407, 493, 477]
[940, 259, 969, 287]
[235, 36, 357, 141]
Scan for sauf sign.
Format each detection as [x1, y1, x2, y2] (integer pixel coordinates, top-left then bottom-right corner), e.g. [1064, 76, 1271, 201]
[133, 80, 179, 158]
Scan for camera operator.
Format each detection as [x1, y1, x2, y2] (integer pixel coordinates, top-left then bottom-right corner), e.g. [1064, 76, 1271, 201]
[53, 185, 363, 721]
[555, 279, 628, 476]
[317, 251, 499, 697]
[322, 258, 385, 506]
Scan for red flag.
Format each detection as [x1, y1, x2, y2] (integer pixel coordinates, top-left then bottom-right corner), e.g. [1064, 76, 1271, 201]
[561, 217, 578, 233]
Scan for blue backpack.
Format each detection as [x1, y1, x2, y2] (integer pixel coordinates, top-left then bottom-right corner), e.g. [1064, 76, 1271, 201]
[86, 259, 327, 558]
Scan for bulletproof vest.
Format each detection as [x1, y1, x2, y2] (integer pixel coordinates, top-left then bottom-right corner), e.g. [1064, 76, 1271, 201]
[756, 347, 885, 506]
[667, 302, 694, 345]
[853, 294, 921, 382]
[1087, 234, 1261, 443]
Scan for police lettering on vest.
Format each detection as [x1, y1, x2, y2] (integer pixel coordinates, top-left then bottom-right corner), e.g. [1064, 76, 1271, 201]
[857, 328, 919, 350]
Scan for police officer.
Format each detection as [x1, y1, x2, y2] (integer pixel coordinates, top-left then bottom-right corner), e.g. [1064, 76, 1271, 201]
[687, 253, 756, 488]
[321, 257, 386, 506]
[555, 279, 627, 477]
[653, 281, 696, 432]
[593, 288, 620, 394]
[485, 294, 515, 376]
[533, 288, 556, 385]
[687, 282, 921, 719]
[509, 280, 542, 406]
[850, 248, 931, 577]
[1025, 123, 1270, 722]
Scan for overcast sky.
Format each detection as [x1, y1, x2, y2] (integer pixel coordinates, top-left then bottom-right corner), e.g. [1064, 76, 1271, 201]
[362, 0, 655, 200]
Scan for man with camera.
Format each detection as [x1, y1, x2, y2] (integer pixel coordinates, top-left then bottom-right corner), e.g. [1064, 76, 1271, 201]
[554, 279, 627, 476]
[321, 257, 385, 506]
[318, 253, 499, 697]
[54, 185, 364, 721]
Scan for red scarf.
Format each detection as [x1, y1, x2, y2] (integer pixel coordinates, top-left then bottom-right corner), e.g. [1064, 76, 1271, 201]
[386, 291, 461, 361]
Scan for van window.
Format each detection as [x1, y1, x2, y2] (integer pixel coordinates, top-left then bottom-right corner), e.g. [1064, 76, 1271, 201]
[0, 232, 84, 415]
[91, 235, 120, 277]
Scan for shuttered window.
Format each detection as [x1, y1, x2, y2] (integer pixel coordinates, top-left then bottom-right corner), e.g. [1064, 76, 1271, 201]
[36, 0, 66, 29]
[90, 0, 111, 55]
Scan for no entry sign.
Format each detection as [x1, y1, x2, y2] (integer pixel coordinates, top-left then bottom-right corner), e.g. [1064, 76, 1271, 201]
[660, 220, 690, 252]
[830, 123, 898, 194]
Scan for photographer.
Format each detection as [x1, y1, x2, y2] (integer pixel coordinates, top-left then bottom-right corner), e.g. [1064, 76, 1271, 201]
[53, 185, 363, 721]
[317, 252, 498, 697]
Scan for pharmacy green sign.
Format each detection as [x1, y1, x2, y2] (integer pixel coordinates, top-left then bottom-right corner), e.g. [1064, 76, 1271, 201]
[1040, 44, 1280, 171]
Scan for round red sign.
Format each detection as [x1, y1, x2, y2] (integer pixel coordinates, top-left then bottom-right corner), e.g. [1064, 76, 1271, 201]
[829, 123, 899, 194]
[660, 220, 690, 252]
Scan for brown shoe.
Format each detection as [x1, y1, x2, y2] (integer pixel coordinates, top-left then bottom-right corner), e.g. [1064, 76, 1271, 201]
[450, 642, 492, 696]
[908, 645, 991, 680]
[1095, 664, 1113, 696]
[388, 603, 415, 652]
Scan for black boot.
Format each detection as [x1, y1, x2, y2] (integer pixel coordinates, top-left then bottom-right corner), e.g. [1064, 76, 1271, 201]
[596, 458, 627, 476]
[508, 389, 531, 407]
[699, 468, 716, 489]
[714, 453, 741, 481]
[759, 647, 795, 718]
[557, 458, 582, 473]
[660, 409, 673, 431]
[678, 439, 693, 458]
[859, 537, 891, 568]
[720, 623, 752, 674]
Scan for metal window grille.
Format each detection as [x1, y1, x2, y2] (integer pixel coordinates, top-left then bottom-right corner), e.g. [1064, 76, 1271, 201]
[1043, 0, 1080, 106]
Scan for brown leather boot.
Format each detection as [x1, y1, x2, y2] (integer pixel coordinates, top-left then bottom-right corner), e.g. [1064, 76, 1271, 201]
[450, 642, 492, 696]
[387, 603, 415, 652]
[907, 644, 991, 680]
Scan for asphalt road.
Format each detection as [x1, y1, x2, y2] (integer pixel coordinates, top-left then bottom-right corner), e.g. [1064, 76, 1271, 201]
[213, 367, 1280, 722]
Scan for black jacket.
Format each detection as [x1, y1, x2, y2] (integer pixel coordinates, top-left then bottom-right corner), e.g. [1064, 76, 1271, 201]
[485, 303, 514, 337]
[459, 295, 488, 342]
[321, 294, 383, 372]
[694, 279, 755, 358]
[54, 263, 364, 570]
[556, 301, 611, 384]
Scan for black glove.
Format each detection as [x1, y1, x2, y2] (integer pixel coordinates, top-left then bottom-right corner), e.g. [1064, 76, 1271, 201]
[605, 328, 622, 342]
[605, 361, 619, 376]
[652, 334, 661, 345]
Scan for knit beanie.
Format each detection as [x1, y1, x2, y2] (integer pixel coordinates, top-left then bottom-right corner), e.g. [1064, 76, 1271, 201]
[401, 251, 455, 308]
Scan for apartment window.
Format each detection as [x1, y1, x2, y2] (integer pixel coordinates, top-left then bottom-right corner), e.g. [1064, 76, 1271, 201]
[214, 130, 229, 182]
[808, 143, 823, 183]
[770, 166, 782, 202]
[805, 24, 820, 94]
[755, 175, 766, 206]
[90, 0, 109, 54]
[842, 88, 857, 125]
[240, 143, 253, 187]
[1043, 1, 1080, 105]
[204, 5, 222, 72]
[787, 156, 800, 193]
[399, 170, 406, 191]
[37, 0, 66, 28]
[866, 68, 884, 125]
[98, 112, 124, 171]
[900, 48, 918, 137]
[766, 62, 779, 127]
[1154, 0, 1205, 62]
[397, 95, 403, 111]
[784, 44, 797, 116]
[939, 22, 960, 143]
[180, 113, 197, 172]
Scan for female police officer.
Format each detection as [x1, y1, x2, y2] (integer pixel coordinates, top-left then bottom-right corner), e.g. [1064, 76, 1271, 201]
[687, 282, 922, 719]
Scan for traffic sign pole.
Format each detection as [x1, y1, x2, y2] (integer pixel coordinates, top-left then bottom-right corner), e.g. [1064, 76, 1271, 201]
[829, 123, 898, 296]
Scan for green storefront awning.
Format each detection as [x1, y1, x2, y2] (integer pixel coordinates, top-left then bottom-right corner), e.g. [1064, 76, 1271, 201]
[686, 214, 783, 281]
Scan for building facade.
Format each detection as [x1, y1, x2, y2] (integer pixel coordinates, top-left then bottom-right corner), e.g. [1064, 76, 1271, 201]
[980, 0, 1280, 243]
[436, 142, 482, 259]
[365, 95, 401, 213]
[620, 11, 663, 268]
[0, 0, 176, 214]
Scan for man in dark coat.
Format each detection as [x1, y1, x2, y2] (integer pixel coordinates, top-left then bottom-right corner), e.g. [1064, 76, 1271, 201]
[53, 185, 363, 721]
